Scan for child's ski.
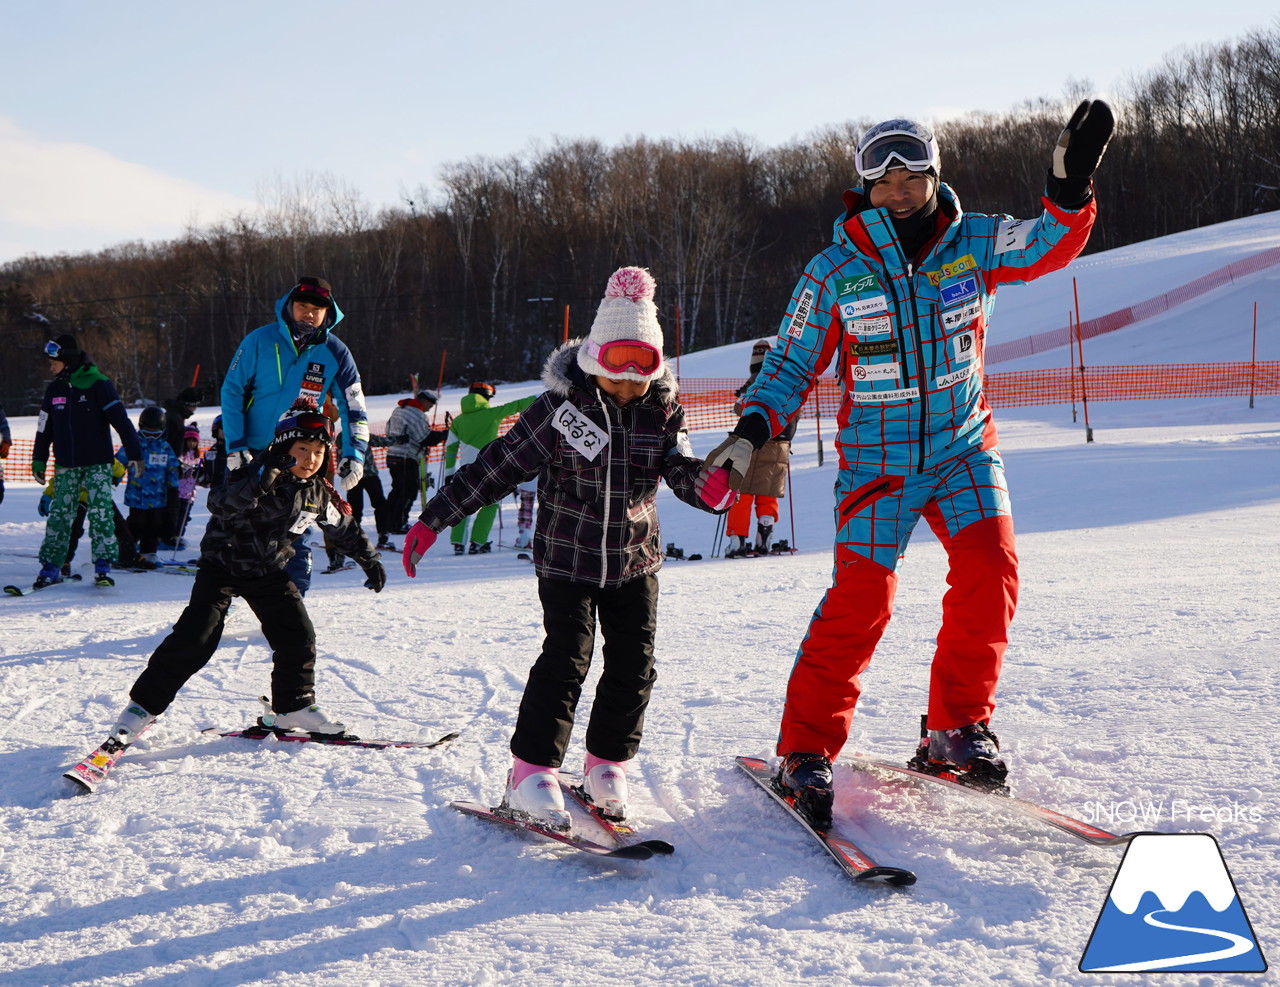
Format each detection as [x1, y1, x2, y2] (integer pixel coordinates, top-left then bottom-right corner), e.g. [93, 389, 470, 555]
[561, 778, 675, 855]
[450, 800, 658, 859]
[5, 574, 84, 596]
[63, 737, 129, 793]
[209, 725, 460, 750]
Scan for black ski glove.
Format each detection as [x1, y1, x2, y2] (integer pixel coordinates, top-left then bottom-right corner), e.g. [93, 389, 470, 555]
[362, 558, 386, 593]
[254, 450, 296, 494]
[1045, 99, 1114, 209]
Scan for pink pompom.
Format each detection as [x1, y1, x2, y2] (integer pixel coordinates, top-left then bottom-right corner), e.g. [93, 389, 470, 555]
[605, 267, 656, 302]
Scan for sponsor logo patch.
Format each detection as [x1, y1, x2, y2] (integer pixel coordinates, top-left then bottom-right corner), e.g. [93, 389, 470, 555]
[849, 340, 897, 357]
[942, 300, 982, 331]
[845, 314, 893, 337]
[952, 331, 977, 363]
[851, 387, 919, 403]
[299, 362, 325, 398]
[835, 273, 882, 297]
[936, 365, 975, 388]
[839, 295, 888, 319]
[925, 254, 978, 287]
[850, 362, 900, 381]
[940, 274, 978, 307]
[785, 289, 813, 339]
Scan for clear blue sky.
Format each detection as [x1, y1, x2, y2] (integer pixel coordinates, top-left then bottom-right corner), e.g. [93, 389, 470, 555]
[3, 1, 1277, 264]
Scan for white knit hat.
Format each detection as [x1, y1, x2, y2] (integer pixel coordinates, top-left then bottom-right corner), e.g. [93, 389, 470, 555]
[577, 267, 665, 382]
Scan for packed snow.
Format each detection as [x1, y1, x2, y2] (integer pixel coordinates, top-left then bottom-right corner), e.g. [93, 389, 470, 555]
[1, 213, 1277, 986]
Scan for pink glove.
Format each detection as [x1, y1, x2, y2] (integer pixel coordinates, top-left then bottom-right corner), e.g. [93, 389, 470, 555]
[402, 522, 438, 577]
[695, 467, 735, 511]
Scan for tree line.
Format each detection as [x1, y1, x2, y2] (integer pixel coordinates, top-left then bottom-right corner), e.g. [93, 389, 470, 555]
[1, 23, 1277, 413]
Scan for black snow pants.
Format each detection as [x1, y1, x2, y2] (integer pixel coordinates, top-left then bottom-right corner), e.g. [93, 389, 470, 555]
[129, 562, 319, 716]
[510, 573, 659, 767]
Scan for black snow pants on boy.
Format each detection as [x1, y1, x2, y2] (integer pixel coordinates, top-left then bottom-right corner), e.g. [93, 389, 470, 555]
[128, 562, 319, 716]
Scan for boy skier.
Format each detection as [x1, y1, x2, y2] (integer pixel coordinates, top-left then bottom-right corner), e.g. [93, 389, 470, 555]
[68, 399, 388, 788]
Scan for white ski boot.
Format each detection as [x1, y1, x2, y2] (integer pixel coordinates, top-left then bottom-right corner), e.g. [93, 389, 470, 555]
[583, 754, 630, 821]
[109, 702, 157, 746]
[503, 757, 571, 831]
[265, 700, 347, 735]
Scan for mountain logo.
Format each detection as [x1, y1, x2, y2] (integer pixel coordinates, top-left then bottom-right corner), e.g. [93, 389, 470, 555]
[1079, 833, 1267, 973]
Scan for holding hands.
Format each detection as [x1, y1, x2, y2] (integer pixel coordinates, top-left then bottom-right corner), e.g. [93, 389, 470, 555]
[402, 522, 438, 578]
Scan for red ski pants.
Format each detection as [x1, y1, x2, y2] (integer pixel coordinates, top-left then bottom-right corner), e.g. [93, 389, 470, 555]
[777, 470, 1018, 757]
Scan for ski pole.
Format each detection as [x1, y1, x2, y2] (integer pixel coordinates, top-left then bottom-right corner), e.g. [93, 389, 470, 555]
[711, 511, 726, 558]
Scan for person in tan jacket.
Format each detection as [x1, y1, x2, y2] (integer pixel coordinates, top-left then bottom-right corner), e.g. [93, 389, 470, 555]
[724, 339, 795, 557]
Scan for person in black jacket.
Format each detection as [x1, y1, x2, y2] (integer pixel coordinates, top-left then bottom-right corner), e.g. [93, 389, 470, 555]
[89, 399, 387, 753]
[31, 335, 143, 588]
[160, 386, 202, 548]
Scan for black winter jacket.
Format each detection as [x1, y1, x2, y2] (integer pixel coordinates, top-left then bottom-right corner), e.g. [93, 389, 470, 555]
[200, 453, 377, 579]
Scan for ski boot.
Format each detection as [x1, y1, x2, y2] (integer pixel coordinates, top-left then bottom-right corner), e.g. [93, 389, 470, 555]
[263, 698, 347, 736]
[468, 541, 491, 555]
[776, 752, 834, 830]
[502, 757, 572, 831]
[34, 561, 63, 590]
[755, 516, 775, 554]
[376, 534, 398, 552]
[724, 535, 749, 558]
[453, 543, 465, 556]
[110, 702, 157, 746]
[321, 550, 347, 574]
[93, 559, 114, 587]
[908, 714, 1008, 792]
[582, 754, 630, 821]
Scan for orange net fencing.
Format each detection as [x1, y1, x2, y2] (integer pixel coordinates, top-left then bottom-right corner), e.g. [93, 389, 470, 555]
[5, 361, 1276, 482]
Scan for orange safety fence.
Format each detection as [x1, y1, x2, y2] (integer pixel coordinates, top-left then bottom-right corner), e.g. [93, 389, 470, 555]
[6, 362, 1277, 482]
[986, 245, 1280, 365]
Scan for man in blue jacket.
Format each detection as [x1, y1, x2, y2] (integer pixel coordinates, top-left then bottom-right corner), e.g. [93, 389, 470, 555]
[220, 277, 370, 594]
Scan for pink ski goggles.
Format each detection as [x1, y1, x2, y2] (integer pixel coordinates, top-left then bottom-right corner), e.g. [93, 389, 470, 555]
[584, 338, 662, 376]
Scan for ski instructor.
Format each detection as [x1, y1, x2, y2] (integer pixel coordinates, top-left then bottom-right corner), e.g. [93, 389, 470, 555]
[220, 276, 371, 595]
[699, 101, 1114, 827]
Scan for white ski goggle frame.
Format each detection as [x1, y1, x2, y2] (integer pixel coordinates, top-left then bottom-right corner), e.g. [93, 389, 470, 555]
[855, 132, 939, 182]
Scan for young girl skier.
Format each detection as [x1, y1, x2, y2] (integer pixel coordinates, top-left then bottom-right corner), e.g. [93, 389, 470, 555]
[402, 267, 734, 829]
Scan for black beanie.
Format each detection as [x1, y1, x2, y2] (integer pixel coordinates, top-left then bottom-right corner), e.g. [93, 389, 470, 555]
[288, 277, 334, 309]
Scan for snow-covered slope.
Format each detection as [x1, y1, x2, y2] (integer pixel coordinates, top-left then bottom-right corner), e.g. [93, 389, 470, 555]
[0, 212, 1276, 986]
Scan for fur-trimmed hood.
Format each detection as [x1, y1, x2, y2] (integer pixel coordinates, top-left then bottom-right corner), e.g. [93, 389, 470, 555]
[541, 339, 679, 404]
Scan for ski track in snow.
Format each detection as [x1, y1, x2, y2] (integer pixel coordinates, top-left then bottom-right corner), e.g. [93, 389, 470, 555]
[1, 214, 1279, 984]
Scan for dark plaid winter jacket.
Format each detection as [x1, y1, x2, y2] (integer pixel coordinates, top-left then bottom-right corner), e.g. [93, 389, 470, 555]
[199, 452, 377, 579]
[418, 342, 724, 588]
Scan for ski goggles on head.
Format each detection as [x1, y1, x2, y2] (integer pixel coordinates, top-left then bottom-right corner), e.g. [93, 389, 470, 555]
[43, 340, 66, 359]
[583, 338, 662, 376]
[855, 132, 939, 182]
[274, 410, 334, 445]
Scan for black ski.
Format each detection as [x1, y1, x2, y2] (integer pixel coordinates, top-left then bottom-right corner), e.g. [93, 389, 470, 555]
[5, 573, 84, 596]
[736, 755, 916, 886]
[451, 800, 657, 859]
[561, 777, 675, 855]
[209, 725, 460, 750]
